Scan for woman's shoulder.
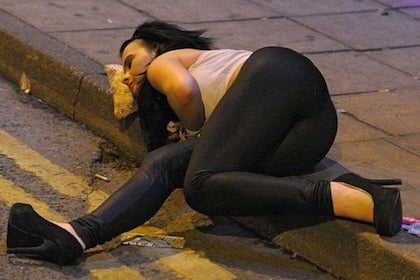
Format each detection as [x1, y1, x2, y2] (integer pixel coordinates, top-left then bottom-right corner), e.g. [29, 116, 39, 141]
[153, 49, 251, 70]
[154, 49, 205, 68]
[168, 49, 250, 64]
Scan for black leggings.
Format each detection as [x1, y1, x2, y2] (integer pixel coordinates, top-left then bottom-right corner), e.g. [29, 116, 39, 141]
[71, 47, 338, 248]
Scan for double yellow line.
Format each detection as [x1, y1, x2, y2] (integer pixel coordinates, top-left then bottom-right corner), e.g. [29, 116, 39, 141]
[0, 129, 236, 279]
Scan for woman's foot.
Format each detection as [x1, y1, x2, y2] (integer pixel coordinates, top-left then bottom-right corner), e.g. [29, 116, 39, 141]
[331, 173, 402, 236]
[330, 181, 374, 222]
[7, 203, 84, 265]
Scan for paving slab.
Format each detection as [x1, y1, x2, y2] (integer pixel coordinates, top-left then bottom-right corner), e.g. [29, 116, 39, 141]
[307, 51, 418, 94]
[0, 0, 141, 32]
[400, 6, 420, 19]
[294, 10, 420, 50]
[248, 0, 383, 16]
[51, 28, 136, 65]
[186, 18, 349, 53]
[375, 0, 420, 8]
[387, 133, 420, 157]
[365, 47, 420, 78]
[121, 0, 277, 22]
[333, 110, 388, 143]
[329, 140, 419, 191]
[0, 9, 101, 74]
[332, 89, 420, 136]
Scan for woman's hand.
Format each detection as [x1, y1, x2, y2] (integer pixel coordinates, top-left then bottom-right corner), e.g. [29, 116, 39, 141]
[167, 121, 186, 142]
[147, 52, 204, 131]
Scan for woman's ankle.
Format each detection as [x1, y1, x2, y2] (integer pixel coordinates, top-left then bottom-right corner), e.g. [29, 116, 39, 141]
[52, 222, 86, 250]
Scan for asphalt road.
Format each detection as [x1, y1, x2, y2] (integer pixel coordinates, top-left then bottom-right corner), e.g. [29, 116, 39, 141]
[0, 75, 335, 279]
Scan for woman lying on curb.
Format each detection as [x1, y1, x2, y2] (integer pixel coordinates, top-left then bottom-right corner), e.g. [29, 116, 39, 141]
[7, 21, 402, 265]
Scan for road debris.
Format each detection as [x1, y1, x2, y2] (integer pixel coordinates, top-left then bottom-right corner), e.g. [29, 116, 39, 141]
[120, 233, 186, 249]
[402, 217, 420, 237]
[95, 173, 110, 182]
[19, 72, 31, 94]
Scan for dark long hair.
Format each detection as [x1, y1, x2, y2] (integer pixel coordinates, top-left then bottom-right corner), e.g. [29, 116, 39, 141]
[120, 21, 213, 150]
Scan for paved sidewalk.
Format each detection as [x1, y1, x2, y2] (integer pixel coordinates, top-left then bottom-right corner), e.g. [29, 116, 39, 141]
[0, 1, 419, 279]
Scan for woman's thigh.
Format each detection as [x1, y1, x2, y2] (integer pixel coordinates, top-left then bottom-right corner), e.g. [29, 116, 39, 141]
[257, 99, 337, 177]
[187, 47, 336, 177]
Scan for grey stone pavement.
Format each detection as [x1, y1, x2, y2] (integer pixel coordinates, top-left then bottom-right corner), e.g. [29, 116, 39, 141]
[0, 0, 419, 279]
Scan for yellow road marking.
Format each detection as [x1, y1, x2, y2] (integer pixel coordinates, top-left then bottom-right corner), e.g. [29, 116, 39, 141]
[89, 267, 145, 280]
[0, 174, 64, 221]
[0, 129, 107, 211]
[157, 250, 236, 280]
[0, 174, 144, 279]
[1, 129, 236, 279]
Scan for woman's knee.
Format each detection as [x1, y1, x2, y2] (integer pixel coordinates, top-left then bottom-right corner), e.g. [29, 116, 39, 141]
[138, 141, 195, 186]
[138, 147, 172, 176]
[184, 191, 215, 215]
[183, 169, 215, 214]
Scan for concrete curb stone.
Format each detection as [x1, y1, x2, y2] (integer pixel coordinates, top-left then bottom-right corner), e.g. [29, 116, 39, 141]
[0, 9, 148, 163]
[232, 215, 420, 279]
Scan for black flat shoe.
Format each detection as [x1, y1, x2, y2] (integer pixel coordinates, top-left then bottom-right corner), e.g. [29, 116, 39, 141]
[7, 203, 83, 265]
[333, 173, 402, 237]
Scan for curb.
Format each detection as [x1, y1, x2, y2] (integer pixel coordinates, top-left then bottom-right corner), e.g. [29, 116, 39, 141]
[1, 8, 419, 279]
[231, 214, 420, 279]
[0, 9, 148, 163]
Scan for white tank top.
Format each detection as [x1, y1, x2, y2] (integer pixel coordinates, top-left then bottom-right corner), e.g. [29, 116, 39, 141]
[188, 49, 252, 119]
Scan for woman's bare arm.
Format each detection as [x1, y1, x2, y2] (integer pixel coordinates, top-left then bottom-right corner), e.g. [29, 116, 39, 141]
[147, 53, 204, 131]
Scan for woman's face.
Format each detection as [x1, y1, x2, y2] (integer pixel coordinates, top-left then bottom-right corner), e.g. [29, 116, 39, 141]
[121, 40, 156, 94]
